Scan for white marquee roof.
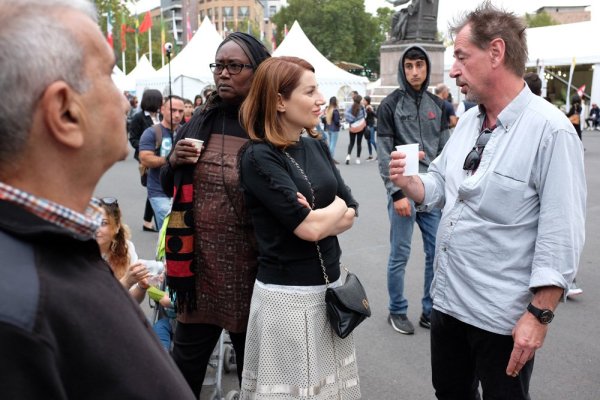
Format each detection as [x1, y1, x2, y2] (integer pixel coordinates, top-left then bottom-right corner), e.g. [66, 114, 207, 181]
[156, 16, 222, 81]
[273, 21, 368, 101]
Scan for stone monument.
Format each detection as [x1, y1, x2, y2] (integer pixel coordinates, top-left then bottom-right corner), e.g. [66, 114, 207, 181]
[377, 0, 445, 98]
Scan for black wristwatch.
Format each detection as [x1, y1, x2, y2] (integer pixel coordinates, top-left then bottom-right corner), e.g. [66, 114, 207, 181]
[527, 303, 554, 324]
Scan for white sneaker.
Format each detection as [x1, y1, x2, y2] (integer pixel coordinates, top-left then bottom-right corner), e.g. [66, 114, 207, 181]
[355, 159, 361, 164]
[345, 155, 350, 165]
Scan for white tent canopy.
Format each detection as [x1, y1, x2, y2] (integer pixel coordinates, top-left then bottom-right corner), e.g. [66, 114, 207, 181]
[111, 65, 130, 92]
[444, 10, 600, 105]
[273, 21, 368, 104]
[136, 17, 222, 99]
[128, 55, 157, 82]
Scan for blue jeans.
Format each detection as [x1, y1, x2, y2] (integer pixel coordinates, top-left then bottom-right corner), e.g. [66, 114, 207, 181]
[328, 130, 339, 157]
[153, 318, 173, 351]
[148, 196, 171, 232]
[366, 125, 377, 156]
[321, 130, 329, 145]
[387, 197, 441, 317]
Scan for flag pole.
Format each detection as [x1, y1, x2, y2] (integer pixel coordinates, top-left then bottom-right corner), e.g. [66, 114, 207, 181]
[121, 14, 126, 74]
[566, 57, 576, 111]
[148, 24, 152, 66]
[160, 9, 165, 67]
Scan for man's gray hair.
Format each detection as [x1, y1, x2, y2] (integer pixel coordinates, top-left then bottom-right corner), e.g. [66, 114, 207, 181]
[434, 83, 448, 95]
[0, 0, 97, 165]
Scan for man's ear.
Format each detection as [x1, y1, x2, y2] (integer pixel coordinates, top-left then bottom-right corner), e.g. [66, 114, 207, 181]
[489, 38, 505, 68]
[276, 93, 286, 113]
[40, 81, 85, 149]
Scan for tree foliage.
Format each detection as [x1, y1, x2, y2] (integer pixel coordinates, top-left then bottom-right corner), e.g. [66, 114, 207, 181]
[524, 11, 558, 28]
[272, 0, 393, 77]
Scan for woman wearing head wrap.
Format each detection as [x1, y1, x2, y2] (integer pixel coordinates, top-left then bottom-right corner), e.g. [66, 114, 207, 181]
[159, 32, 270, 397]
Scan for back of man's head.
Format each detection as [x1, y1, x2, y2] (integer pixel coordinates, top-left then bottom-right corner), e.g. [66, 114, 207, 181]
[0, 0, 96, 166]
[434, 83, 448, 97]
[523, 72, 542, 96]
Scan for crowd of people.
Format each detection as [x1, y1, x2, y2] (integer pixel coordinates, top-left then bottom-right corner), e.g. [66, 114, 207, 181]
[0, 1, 588, 400]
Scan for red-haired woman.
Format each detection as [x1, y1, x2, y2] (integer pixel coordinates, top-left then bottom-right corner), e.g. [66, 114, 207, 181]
[239, 56, 361, 400]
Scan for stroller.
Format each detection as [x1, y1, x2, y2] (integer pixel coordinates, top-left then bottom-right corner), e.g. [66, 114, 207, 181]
[148, 284, 239, 400]
[151, 215, 239, 399]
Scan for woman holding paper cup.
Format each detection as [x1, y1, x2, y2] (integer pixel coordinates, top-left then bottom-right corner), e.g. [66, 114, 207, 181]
[96, 197, 150, 303]
[159, 32, 270, 397]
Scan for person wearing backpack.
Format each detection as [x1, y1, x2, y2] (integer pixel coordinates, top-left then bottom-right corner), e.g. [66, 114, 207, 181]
[129, 88, 163, 231]
[139, 95, 185, 232]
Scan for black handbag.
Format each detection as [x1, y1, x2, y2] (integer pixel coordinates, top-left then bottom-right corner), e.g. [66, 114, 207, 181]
[325, 268, 371, 338]
[283, 150, 371, 339]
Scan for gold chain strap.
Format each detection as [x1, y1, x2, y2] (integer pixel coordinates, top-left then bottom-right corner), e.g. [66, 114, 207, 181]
[283, 150, 330, 286]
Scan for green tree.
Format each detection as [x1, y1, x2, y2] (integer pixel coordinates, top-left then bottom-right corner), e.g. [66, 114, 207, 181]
[272, 0, 388, 76]
[524, 11, 558, 28]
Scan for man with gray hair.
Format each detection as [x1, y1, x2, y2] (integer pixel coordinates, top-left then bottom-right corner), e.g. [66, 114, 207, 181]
[389, 2, 585, 398]
[0, 1, 195, 398]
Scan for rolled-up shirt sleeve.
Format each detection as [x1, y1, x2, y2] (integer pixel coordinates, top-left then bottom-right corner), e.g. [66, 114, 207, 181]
[529, 129, 586, 297]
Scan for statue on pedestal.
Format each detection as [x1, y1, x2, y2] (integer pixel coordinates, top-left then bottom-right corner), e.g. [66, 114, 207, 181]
[386, 0, 439, 42]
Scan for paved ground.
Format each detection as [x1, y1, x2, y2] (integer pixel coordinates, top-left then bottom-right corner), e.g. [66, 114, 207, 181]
[96, 128, 600, 400]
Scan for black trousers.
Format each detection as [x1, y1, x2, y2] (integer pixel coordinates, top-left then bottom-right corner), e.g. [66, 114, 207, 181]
[172, 322, 246, 398]
[144, 198, 153, 224]
[347, 130, 364, 158]
[431, 309, 534, 400]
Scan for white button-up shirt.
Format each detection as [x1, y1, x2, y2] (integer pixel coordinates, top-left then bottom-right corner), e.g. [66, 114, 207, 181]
[418, 86, 586, 335]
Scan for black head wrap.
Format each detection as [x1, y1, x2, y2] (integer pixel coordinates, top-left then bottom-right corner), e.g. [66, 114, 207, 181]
[218, 32, 271, 69]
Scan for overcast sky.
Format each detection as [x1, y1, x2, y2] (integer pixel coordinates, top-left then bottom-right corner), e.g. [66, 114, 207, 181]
[364, 0, 590, 35]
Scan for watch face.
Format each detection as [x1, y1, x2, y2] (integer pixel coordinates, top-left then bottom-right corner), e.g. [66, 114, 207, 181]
[540, 310, 554, 324]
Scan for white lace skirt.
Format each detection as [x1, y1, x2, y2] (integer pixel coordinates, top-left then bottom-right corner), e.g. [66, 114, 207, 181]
[240, 282, 361, 400]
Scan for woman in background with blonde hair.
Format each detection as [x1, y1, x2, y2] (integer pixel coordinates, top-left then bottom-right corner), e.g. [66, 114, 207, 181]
[96, 197, 149, 303]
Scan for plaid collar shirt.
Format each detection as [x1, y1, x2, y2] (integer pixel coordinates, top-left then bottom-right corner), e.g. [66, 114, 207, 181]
[0, 181, 102, 240]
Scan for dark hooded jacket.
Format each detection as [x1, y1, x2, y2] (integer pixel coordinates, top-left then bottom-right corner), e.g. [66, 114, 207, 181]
[376, 45, 450, 201]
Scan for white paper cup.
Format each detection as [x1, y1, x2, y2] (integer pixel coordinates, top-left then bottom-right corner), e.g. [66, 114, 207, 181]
[185, 138, 203, 162]
[395, 143, 419, 176]
[139, 259, 164, 276]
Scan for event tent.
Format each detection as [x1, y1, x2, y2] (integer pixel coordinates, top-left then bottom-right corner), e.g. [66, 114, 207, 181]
[443, 9, 600, 106]
[273, 21, 369, 104]
[126, 55, 157, 91]
[136, 17, 222, 99]
[111, 66, 130, 92]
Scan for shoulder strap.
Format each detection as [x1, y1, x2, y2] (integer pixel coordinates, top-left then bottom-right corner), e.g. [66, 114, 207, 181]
[152, 124, 162, 152]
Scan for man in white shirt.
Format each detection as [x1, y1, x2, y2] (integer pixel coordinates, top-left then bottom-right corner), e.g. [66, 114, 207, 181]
[388, 3, 586, 399]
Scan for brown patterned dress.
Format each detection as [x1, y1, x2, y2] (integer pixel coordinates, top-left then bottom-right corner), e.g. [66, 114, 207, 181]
[176, 132, 258, 333]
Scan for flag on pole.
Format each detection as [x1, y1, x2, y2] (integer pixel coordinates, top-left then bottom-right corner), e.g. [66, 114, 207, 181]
[121, 23, 135, 50]
[139, 11, 152, 33]
[186, 12, 192, 42]
[271, 31, 277, 51]
[134, 14, 139, 64]
[172, 10, 178, 42]
[577, 84, 586, 98]
[284, 24, 288, 37]
[160, 11, 166, 66]
[106, 11, 114, 48]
